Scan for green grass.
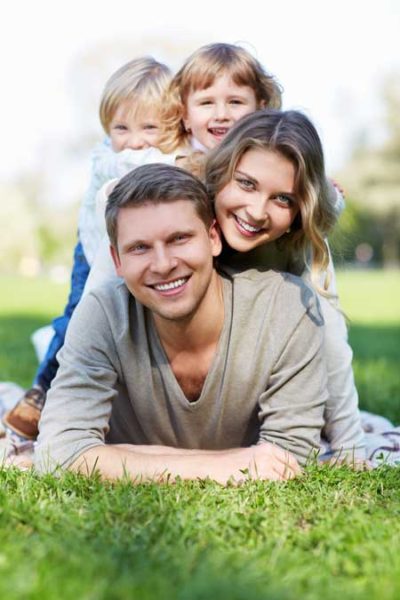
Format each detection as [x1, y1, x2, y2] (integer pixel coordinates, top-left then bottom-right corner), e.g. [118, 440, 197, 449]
[336, 270, 400, 423]
[0, 271, 399, 600]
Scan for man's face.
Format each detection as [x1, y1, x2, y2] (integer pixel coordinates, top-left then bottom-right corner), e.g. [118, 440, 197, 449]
[111, 200, 222, 323]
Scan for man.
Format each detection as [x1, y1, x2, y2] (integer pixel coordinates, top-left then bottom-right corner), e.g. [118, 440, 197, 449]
[35, 164, 327, 484]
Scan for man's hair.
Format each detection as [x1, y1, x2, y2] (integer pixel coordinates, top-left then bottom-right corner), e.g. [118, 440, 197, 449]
[106, 163, 215, 249]
[99, 57, 172, 133]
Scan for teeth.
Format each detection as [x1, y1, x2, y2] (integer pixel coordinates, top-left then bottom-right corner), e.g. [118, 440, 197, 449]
[210, 128, 228, 135]
[236, 215, 262, 233]
[154, 278, 187, 291]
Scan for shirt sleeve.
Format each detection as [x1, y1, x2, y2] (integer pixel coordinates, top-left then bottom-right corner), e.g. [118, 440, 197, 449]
[301, 247, 366, 459]
[257, 291, 327, 465]
[35, 292, 120, 473]
[92, 143, 178, 182]
[82, 234, 120, 297]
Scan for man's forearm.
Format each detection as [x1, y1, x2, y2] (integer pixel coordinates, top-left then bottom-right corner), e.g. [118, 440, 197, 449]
[70, 442, 300, 484]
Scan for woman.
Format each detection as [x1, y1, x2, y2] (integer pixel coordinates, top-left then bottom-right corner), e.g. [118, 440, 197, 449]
[205, 109, 365, 461]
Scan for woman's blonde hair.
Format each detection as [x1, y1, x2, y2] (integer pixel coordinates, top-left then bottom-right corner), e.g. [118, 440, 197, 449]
[205, 109, 338, 293]
[158, 43, 282, 153]
[99, 57, 172, 133]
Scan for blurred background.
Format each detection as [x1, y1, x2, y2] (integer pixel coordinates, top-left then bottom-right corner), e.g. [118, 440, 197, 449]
[1, 0, 399, 278]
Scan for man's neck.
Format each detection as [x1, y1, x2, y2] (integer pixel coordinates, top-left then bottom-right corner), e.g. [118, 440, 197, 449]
[153, 271, 225, 355]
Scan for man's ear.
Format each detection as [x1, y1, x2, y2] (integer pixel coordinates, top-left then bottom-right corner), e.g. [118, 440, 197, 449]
[110, 244, 122, 276]
[209, 219, 223, 257]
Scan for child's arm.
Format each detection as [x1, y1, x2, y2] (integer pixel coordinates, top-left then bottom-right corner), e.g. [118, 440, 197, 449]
[92, 140, 178, 183]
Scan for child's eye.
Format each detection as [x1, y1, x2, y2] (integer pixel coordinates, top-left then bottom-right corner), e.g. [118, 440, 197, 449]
[230, 99, 244, 105]
[143, 124, 159, 131]
[235, 176, 256, 191]
[114, 124, 127, 131]
[199, 100, 212, 106]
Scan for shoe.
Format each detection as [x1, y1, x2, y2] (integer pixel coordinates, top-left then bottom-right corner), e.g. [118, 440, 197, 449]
[2, 385, 46, 440]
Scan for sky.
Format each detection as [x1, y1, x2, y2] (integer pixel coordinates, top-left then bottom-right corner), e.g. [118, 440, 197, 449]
[1, 0, 399, 188]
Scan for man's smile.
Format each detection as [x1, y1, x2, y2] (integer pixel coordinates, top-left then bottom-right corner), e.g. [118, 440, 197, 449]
[148, 276, 191, 296]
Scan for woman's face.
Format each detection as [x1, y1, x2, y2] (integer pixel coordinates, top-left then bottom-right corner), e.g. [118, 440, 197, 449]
[214, 148, 300, 252]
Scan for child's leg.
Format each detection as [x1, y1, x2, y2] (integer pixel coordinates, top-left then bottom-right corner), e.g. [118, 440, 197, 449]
[2, 239, 90, 441]
[35, 240, 90, 391]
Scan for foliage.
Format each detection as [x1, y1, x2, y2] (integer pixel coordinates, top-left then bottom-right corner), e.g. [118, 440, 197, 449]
[336, 72, 400, 267]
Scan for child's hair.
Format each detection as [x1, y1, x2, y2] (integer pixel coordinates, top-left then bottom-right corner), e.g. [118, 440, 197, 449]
[158, 43, 282, 153]
[205, 109, 338, 293]
[99, 57, 172, 134]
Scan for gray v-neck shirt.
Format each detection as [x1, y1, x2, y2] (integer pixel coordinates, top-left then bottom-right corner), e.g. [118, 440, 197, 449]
[36, 269, 327, 471]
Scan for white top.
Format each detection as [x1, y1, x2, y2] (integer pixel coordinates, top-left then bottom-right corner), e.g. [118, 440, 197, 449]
[78, 139, 177, 264]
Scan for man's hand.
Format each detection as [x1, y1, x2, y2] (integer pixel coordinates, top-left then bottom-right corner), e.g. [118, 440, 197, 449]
[71, 442, 301, 485]
[247, 442, 301, 481]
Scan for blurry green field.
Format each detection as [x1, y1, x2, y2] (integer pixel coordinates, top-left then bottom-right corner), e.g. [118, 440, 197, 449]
[336, 270, 400, 423]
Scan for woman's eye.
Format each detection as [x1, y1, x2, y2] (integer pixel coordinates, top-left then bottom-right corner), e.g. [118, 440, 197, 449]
[275, 194, 295, 207]
[236, 177, 255, 191]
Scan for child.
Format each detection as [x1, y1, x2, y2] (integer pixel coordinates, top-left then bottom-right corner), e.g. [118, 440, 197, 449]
[3, 56, 173, 446]
[84, 42, 287, 290]
[205, 109, 365, 460]
[158, 42, 282, 155]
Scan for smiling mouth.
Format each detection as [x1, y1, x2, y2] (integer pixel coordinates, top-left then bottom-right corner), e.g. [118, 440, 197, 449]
[208, 127, 229, 138]
[149, 276, 190, 295]
[234, 215, 264, 236]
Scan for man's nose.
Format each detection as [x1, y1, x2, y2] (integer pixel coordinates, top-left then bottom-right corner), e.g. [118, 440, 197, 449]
[150, 246, 178, 275]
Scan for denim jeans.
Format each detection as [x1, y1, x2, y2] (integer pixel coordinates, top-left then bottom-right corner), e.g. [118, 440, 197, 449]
[35, 240, 90, 392]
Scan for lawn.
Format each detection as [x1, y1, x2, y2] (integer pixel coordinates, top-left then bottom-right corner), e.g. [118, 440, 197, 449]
[0, 271, 399, 600]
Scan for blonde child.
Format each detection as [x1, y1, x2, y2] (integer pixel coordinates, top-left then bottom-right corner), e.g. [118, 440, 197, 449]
[85, 42, 287, 289]
[3, 56, 173, 445]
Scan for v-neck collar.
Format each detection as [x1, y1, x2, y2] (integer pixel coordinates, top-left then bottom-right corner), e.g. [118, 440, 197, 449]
[146, 276, 233, 409]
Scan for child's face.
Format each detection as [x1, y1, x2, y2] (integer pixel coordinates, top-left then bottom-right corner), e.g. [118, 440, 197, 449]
[109, 100, 161, 152]
[214, 148, 299, 253]
[183, 74, 258, 150]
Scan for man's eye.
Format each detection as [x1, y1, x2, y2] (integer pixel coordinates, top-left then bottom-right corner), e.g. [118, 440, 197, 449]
[130, 244, 148, 254]
[171, 234, 189, 243]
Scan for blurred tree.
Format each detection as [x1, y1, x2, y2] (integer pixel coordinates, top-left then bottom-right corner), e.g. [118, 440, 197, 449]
[1, 35, 210, 274]
[335, 72, 400, 268]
